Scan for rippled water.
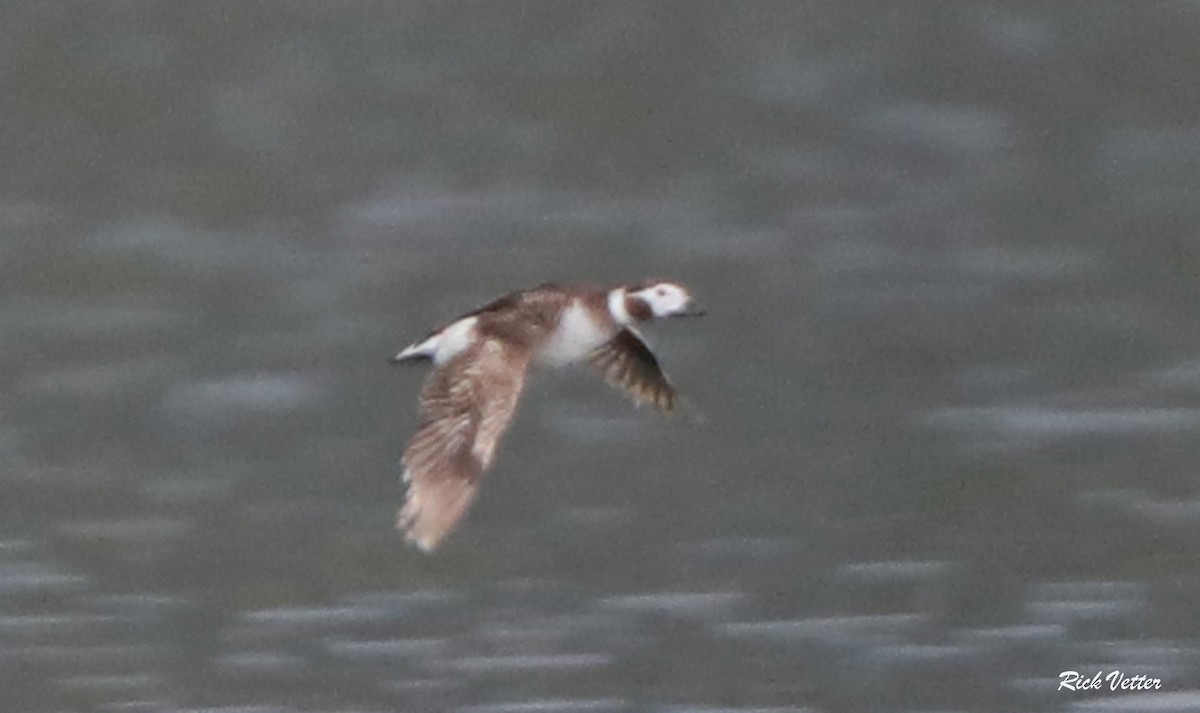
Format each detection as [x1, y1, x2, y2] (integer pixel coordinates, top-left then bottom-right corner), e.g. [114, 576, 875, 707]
[2, 3, 1200, 712]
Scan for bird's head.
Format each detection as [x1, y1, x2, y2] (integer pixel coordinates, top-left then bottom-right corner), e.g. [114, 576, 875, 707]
[610, 280, 705, 324]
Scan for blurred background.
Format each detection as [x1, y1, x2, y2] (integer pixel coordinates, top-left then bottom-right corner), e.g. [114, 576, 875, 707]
[2, 2, 1199, 711]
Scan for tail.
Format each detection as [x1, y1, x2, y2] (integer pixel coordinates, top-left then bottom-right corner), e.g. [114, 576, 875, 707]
[390, 334, 439, 364]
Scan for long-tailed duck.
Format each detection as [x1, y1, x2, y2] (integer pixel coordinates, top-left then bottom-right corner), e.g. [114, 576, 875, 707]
[391, 280, 704, 551]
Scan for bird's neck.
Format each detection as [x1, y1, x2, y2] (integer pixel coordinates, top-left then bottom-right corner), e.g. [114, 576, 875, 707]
[607, 288, 633, 326]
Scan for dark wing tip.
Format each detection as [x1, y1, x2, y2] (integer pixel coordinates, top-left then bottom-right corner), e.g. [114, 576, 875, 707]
[587, 329, 680, 416]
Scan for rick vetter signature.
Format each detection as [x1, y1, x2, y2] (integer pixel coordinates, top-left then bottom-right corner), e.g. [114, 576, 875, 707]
[1059, 670, 1162, 692]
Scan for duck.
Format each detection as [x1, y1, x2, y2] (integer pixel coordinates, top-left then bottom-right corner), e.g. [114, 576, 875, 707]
[390, 280, 704, 551]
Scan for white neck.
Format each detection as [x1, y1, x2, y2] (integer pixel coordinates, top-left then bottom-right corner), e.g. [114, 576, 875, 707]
[607, 288, 632, 326]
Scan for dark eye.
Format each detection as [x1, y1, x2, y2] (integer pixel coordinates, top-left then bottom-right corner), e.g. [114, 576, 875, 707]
[656, 288, 667, 296]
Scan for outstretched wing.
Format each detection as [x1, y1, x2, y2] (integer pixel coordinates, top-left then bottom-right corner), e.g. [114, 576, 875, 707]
[397, 337, 530, 551]
[586, 328, 677, 414]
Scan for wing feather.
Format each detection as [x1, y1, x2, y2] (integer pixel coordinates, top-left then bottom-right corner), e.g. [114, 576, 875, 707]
[586, 328, 677, 414]
[397, 337, 529, 551]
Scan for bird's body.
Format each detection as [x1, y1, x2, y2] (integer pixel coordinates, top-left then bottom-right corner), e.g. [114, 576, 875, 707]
[391, 280, 703, 551]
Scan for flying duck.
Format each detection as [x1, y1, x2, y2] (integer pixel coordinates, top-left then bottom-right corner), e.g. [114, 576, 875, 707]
[390, 280, 704, 551]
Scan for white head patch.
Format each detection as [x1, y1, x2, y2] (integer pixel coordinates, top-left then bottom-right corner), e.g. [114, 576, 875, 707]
[631, 282, 693, 318]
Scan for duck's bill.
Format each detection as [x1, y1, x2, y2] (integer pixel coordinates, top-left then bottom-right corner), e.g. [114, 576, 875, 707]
[673, 301, 706, 317]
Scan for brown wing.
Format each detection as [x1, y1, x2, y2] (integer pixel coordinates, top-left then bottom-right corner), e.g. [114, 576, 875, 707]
[397, 337, 530, 551]
[586, 328, 677, 414]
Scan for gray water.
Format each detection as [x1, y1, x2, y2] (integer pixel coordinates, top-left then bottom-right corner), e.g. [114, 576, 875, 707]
[2, 3, 1200, 712]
